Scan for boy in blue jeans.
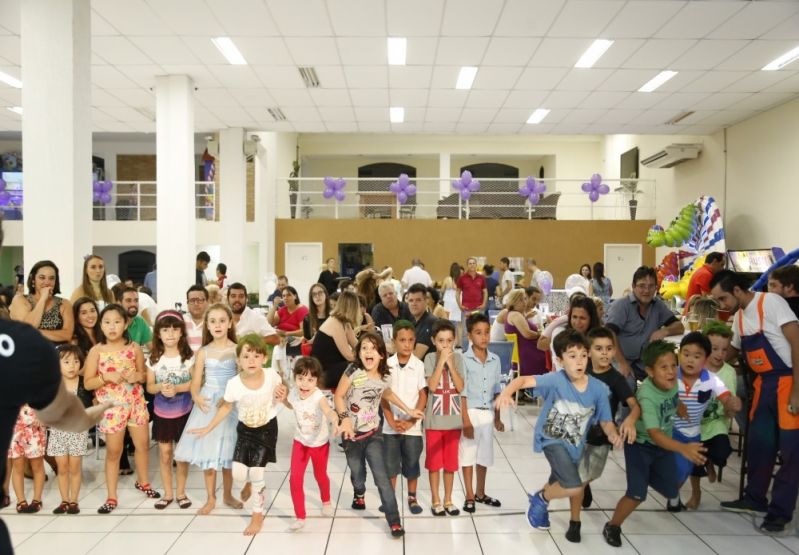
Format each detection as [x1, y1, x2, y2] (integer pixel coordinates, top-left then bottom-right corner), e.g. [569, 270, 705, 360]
[496, 330, 623, 531]
[603, 340, 708, 547]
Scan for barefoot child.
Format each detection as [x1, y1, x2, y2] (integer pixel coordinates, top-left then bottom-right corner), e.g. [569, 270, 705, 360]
[146, 310, 195, 509]
[174, 303, 242, 514]
[335, 331, 425, 538]
[283, 356, 338, 530]
[496, 330, 623, 532]
[188, 334, 287, 536]
[84, 304, 159, 514]
[47, 345, 91, 515]
[669, 332, 740, 511]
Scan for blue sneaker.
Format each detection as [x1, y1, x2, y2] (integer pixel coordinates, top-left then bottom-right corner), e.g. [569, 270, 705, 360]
[527, 490, 550, 530]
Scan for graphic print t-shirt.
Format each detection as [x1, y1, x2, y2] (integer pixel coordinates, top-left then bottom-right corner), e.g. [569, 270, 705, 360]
[223, 368, 283, 428]
[289, 388, 330, 447]
[533, 371, 612, 461]
[342, 364, 388, 434]
[423, 351, 465, 431]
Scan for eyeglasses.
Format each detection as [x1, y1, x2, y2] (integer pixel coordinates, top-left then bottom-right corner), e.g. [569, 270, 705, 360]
[634, 283, 657, 291]
[311, 291, 326, 297]
[187, 298, 207, 304]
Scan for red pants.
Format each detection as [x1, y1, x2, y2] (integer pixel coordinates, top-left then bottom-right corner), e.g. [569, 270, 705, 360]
[290, 440, 331, 519]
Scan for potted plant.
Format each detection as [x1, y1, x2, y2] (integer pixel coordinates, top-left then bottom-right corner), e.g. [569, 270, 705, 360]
[615, 174, 642, 220]
[288, 145, 300, 219]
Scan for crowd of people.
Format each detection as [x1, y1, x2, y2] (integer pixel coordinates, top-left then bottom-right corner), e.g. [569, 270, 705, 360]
[1, 249, 798, 546]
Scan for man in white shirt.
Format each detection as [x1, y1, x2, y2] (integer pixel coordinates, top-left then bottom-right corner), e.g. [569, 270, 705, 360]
[227, 282, 280, 346]
[498, 257, 515, 306]
[710, 270, 799, 533]
[401, 259, 432, 289]
[184, 285, 208, 352]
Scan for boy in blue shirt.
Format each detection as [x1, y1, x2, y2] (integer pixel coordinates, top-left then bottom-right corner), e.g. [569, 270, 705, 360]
[460, 313, 504, 513]
[603, 340, 708, 547]
[496, 330, 623, 532]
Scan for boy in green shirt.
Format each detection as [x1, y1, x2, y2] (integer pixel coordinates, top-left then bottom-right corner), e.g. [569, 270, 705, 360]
[686, 322, 738, 509]
[603, 340, 707, 548]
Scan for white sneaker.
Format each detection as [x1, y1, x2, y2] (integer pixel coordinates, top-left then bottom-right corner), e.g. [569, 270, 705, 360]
[290, 519, 305, 531]
[321, 503, 334, 517]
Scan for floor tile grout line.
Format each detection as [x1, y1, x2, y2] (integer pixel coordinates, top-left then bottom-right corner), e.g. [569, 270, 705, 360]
[323, 462, 346, 555]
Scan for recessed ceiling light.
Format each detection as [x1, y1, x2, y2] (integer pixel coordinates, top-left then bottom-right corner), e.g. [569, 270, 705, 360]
[7, 106, 22, 115]
[389, 107, 405, 123]
[526, 109, 550, 124]
[665, 111, 695, 125]
[638, 70, 678, 92]
[762, 44, 799, 71]
[0, 71, 22, 89]
[575, 39, 614, 69]
[211, 37, 247, 65]
[455, 66, 478, 90]
[387, 37, 407, 66]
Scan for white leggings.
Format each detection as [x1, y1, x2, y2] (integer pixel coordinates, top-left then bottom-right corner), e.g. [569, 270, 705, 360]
[232, 462, 267, 515]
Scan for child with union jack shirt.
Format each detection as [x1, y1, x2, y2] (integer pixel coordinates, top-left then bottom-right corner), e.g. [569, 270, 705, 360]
[423, 320, 465, 516]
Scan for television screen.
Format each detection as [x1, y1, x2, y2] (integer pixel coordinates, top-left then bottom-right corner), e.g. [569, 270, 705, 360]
[726, 250, 775, 273]
[620, 147, 639, 183]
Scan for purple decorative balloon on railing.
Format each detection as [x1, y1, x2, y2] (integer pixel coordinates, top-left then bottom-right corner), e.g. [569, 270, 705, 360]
[452, 170, 480, 201]
[322, 176, 347, 202]
[581, 173, 609, 203]
[519, 176, 547, 205]
[92, 180, 114, 205]
[389, 173, 416, 205]
[0, 177, 8, 206]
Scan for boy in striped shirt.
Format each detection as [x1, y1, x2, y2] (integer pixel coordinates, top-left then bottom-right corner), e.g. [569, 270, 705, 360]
[668, 332, 741, 511]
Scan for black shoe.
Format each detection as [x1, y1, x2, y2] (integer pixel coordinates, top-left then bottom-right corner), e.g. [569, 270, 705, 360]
[581, 484, 593, 509]
[603, 522, 622, 547]
[760, 513, 790, 533]
[720, 498, 768, 515]
[565, 520, 581, 543]
[351, 495, 365, 510]
[666, 499, 685, 513]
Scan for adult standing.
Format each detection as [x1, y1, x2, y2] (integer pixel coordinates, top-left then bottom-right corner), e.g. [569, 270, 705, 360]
[184, 285, 209, 352]
[527, 259, 542, 288]
[227, 283, 279, 346]
[768, 265, 799, 319]
[591, 262, 613, 306]
[686, 252, 726, 306]
[710, 270, 799, 532]
[310, 290, 358, 390]
[371, 282, 412, 330]
[70, 255, 115, 310]
[195, 251, 210, 287]
[406, 284, 437, 360]
[605, 266, 684, 382]
[11, 260, 74, 345]
[483, 265, 499, 312]
[317, 258, 340, 295]
[268, 285, 309, 373]
[456, 257, 488, 320]
[72, 297, 101, 357]
[303, 283, 331, 343]
[401, 259, 432, 289]
[497, 257, 515, 307]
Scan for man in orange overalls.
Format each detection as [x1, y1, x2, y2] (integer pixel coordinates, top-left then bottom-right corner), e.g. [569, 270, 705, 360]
[711, 270, 799, 533]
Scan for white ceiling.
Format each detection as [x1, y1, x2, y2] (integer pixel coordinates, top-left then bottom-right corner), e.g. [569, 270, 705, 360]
[0, 0, 798, 135]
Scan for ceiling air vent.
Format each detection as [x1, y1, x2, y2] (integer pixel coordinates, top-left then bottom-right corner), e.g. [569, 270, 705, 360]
[665, 111, 695, 125]
[298, 66, 320, 88]
[267, 107, 287, 121]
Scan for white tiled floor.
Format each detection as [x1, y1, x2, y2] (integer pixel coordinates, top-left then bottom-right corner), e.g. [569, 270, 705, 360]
[4, 404, 797, 554]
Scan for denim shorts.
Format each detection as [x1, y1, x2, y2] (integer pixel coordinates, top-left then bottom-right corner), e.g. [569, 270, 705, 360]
[624, 441, 679, 501]
[383, 434, 424, 479]
[543, 443, 583, 489]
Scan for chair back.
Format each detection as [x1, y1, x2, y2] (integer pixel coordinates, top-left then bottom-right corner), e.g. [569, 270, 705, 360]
[504, 333, 520, 373]
[488, 341, 514, 383]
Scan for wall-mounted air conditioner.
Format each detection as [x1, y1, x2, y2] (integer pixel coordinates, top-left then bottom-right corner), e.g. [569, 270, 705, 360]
[640, 143, 702, 168]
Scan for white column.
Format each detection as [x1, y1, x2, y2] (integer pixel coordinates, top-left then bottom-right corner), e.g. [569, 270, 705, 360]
[219, 127, 246, 284]
[21, 0, 92, 293]
[155, 75, 195, 310]
[439, 152, 451, 199]
[256, 132, 277, 304]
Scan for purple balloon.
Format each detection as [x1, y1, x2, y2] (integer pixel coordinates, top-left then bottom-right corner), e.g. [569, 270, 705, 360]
[519, 184, 531, 196]
[389, 181, 401, 193]
[93, 191, 101, 203]
[93, 180, 101, 193]
[598, 184, 610, 195]
[467, 179, 480, 192]
[398, 191, 408, 204]
[591, 173, 602, 186]
[406, 184, 416, 196]
[581, 182, 592, 192]
[0, 177, 6, 191]
[452, 179, 463, 190]
[398, 173, 409, 187]
[460, 170, 472, 186]
[528, 193, 541, 205]
[334, 190, 345, 202]
[100, 192, 112, 204]
[460, 189, 471, 201]
[589, 190, 600, 202]
[335, 178, 346, 190]
[101, 181, 113, 193]
[0, 191, 9, 206]
[322, 188, 334, 199]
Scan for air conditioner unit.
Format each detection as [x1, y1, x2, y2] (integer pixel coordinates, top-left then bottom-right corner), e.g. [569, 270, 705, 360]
[641, 143, 702, 168]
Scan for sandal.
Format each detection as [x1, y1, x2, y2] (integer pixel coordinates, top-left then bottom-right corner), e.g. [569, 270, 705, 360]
[176, 496, 192, 509]
[407, 495, 423, 515]
[463, 499, 476, 513]
[444, 503, 460, 516]
[135, 482, 161, 499]
[67, 502, 80, 515]
[25, 500, 42, 513]
[15, 501, 28, 514]
[154, 498, 173, 510]
[97, 498, 118, 514]
[475, 494, 502, 507]
[431, 504, 446, 516]
[53, 501, 69, 514]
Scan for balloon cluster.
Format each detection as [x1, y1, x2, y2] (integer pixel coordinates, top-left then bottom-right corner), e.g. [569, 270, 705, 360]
[537, 270, 553, 295]
[388, 173, 416, 205]
[0, 177, 12, 206]
[646, 203, 697, 247]
[660, 255, 705, 300]
[581, 173, 609, 202]
[656, 252, 679, 287]
[452, 170, 480, 201]
[93, 180, 114, 205]
[518, 176, 546, 205]
[322, 176, 347, 202]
